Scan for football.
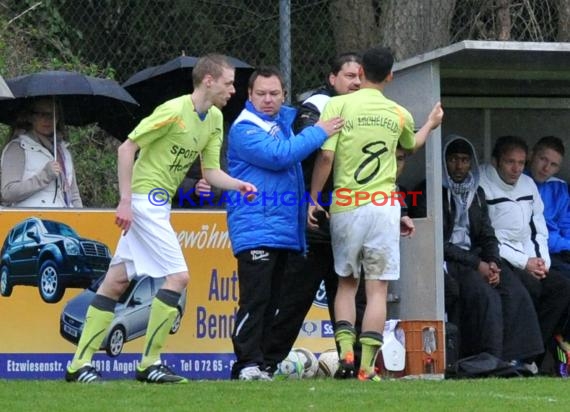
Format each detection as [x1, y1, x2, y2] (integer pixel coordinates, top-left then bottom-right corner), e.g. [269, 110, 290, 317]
[292, 347, 319, 378]
[274, 349, 304, 379]
[317, 348, 339, 377]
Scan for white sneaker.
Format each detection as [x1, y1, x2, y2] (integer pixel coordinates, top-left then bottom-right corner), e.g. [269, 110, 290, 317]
[509, 360, 539, 376]
[523, 361, 539, 375]
[258, 370, 273, 381]
[239, 366, 273, 381]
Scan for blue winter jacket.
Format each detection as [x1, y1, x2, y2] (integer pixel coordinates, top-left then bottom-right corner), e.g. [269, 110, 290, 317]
[526, 170, 570, 253]
[226, 101, 328, 255]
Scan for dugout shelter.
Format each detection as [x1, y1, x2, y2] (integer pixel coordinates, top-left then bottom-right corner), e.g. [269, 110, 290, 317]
[388, 40, 570, 323]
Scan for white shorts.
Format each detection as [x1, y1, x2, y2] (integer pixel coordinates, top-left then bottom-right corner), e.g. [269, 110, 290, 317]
[110, 194, 187, 280]
[330, 201, 400, 281]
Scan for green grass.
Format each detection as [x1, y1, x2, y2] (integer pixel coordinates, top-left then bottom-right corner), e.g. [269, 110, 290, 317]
[0, 377, 565, 412]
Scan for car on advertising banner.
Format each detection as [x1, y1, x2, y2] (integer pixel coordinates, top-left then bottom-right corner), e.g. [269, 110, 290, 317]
[0, 217, 111, 303]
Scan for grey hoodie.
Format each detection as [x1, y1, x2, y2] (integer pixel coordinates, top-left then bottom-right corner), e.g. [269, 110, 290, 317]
[442, 135, 480, 251]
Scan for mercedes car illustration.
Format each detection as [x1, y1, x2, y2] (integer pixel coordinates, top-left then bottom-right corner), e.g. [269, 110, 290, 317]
[0, 217, 111, 303]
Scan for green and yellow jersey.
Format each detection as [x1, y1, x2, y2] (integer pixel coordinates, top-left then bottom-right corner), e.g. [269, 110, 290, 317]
[128, 95, 223, 199]
[321, 88, 415, 213]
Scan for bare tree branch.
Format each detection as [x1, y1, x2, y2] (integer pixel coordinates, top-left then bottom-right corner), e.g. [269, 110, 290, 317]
[6, 1, 41, 26]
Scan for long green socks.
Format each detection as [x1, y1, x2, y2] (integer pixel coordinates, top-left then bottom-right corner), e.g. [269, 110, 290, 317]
[139, 289, 180, 370]
[69, 289, 182, 372]
[69, 295, 116, 371]
[334, 321, 356, 361]
[359, 331, 383, 375]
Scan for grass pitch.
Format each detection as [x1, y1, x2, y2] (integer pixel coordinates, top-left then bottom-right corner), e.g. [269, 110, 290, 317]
[0, 377, 565, 412]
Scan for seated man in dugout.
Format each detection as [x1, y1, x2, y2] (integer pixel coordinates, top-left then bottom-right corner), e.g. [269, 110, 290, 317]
[410, 135, 543, 372]
[526, 136, 570, 275]
[479, 135, 570, 375]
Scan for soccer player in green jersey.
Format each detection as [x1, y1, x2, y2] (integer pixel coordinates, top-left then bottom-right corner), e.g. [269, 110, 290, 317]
[309, 46, 443, 381]
[65, 54, 256, 383]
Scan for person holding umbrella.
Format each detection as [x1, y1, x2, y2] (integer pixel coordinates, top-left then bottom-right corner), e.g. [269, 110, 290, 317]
[0, 69, 139, 208]
[65, 53, 256, 384]
[1, 97, 82, 207]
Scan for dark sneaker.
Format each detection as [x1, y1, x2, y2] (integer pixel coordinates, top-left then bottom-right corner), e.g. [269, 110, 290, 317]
[65, 364, 101, 383]
[136, 362, 188, 384]
[357, 369, 382, 382]
[334, 352, 355, 379]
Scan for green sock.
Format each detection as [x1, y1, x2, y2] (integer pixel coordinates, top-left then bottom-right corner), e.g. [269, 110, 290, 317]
[359, 331, 383, 375]
[69, 301, 115, 371]
[139, 292, 179, 370]
[334, 321, 356, 360]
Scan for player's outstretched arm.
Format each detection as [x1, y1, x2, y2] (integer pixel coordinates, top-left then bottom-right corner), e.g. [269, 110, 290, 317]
[412, 102, 444, 152]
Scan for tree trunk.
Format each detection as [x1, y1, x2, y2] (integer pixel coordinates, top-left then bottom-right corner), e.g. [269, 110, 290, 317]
[377, 0, 456, 61]
[328, 0, 378, 54]
[557, 0, 570, 41]
[496, 0, 512, 40]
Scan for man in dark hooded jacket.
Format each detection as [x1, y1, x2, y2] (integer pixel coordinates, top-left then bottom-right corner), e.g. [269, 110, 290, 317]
[410, 135, 543, 368]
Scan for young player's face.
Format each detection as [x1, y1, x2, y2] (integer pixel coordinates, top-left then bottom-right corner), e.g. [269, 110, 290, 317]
[248, 75, 284, 116]
[446, 153, 472, 183]
[495, 147, 526, 185]
[329, 62, 361, 95]
[529, 147, 562, 183]
[210, 67, 236, 109]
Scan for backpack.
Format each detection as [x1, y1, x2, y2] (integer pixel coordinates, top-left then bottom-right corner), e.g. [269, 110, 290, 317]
[451, 352, 522, 378]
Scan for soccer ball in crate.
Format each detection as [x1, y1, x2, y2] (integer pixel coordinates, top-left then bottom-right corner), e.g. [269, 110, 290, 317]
[316, 348, 339, 378]
[292, 347, 319, 378]
[274, 349, 304, 379]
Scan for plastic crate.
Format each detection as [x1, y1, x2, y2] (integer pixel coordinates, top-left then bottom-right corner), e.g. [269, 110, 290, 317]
[399, 320, 445, 376]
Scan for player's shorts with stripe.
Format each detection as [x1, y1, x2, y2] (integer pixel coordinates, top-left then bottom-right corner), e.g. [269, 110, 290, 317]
[110, 194, 187, 280]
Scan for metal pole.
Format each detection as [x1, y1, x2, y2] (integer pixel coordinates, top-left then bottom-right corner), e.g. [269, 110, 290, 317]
[279, 0, 291, 104]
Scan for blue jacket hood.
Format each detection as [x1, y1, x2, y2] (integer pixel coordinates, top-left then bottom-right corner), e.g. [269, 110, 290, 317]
[226, 102, 328, 255]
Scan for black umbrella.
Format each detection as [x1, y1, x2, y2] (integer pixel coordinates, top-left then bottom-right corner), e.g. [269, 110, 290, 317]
[101, 55, 254, 140]
[0, 70, 139, 139]
[0, 75, 13, 99]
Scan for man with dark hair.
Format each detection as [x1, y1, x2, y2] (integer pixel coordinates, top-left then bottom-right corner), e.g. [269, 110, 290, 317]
[526, 136, 570, 274]
[310, 46, 443, 381]
[479, 135, 570, 372]
[65, 54, 256, 383]
[262, 52, 365, 375]
[413, 135, 543, 368]
[226, 66, 343, 380]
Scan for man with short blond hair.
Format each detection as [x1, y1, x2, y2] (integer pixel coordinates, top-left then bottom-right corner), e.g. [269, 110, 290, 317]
[527, 136, 570, 274]
[65, 54, 255, 384]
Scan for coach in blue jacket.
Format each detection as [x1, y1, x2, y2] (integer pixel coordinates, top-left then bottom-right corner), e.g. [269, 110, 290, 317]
[226, 66, 342, 381]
